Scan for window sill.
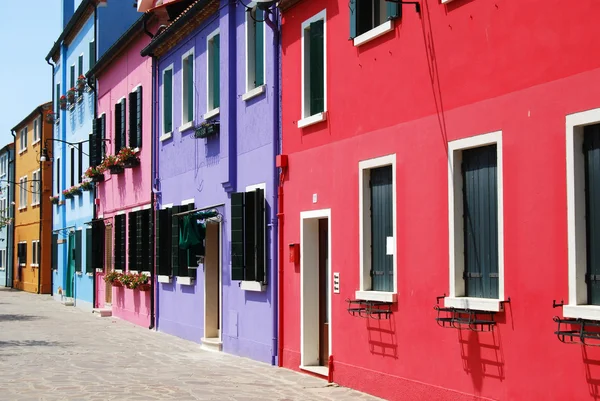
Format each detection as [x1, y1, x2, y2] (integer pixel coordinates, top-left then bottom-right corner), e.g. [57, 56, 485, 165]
[179, 121, 195, 133]
[86, 272, 93, 277]
[76, 271, 83, 276]
[177, 276, 195, 286]
[18, 148, 27, 155]
[563, 305, 600, 321]
[30, 264, 39, 268]
[242, 85, 266, 102]
[32, 139, 41, 147]
[203, 107, 220, 120]
[157, 275, 172, 283]
[32, 202, 40, 207]
[353, 20, 394, 47]
[240, 281, 266, 292]
[160, 132, 172, 142]
[95, 268, 103, 273]
[19, 264, 26, 267]
[355, 290, 397, 303]
[300, 365, 328, 377]
[444, 296, 503, 312]
[129, 270, 139, 275]
[298, 112, 327, 129]
[141, 271, 151, 276]
[441, 0, 455, 3]
[0, 267, 4, 271]
[68, 104, 75, 112]
[18, 207, 27, 211]
[114, 269, 123, 273]
[77, 96, 83, 103]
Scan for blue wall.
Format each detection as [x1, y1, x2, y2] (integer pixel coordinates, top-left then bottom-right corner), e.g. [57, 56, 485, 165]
[0, 147, 14, 287]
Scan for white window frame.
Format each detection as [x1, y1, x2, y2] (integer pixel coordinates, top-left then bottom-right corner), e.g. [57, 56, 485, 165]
[205, 28, 221, 119]
[180, 48, 195, 131]
[353, 0, 395, 47]
[31, 169, 41, 206]
[564, 108, 600, 320]
[18, 241, 26, 266]
[445, 131, 505, 312]
[18, 175, 27, 210]
[19, 127, 28, 153]
[31, 240, 40, 267]
[0, 154, 7, 177]
[160, 63, 174, 141]
[299, 9, 327, 129]
[33, 117, 41, 145]
[244, 3, 267, 99]
[355, 154, 397, 303]
[0, 249, 5, 270]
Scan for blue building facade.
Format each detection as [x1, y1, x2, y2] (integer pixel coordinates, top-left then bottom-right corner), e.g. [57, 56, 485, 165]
[47, 0, 139, 309]
[0, 143, 15, 288]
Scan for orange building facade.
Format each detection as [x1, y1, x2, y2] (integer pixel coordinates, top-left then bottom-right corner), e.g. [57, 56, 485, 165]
[12, 103, 53, 294]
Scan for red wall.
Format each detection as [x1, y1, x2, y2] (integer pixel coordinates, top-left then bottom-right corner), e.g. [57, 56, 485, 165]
[280, 0, 600, 400]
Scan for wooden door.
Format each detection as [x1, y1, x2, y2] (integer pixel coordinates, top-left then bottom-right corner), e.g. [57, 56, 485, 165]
[318, 218, 329, 366]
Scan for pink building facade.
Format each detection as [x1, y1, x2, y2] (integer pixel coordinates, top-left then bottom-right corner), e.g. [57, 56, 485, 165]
[87, 15, 156, 327]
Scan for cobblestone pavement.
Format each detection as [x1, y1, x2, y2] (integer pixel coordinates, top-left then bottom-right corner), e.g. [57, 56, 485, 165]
[0, 288, 381, 401]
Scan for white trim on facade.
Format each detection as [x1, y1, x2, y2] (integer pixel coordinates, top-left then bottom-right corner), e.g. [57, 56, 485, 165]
[181, 47, 195, 127]
[244, 2, 267, 94]
[445, 130, 505, 312]
[353, 20, 394, 47]
[301, 9, 327, 121]
[206, 28, 220, 115]
[161, 63, 174, 137]
[242, 84, 266, 102]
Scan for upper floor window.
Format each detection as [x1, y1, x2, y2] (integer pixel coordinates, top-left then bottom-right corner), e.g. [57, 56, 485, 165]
[349, 0, 399, 47]
[128, 86, 143, 148]
[181, 49, 195, 126]
[33, 117, 41, 144]
[70, 64, 76, 90]
[246, 6, 265, 94]
[32, 169, 41, 206]
[55, 82, 61, 115]
[207, 30, 220, 114]
[162, 65, 174, 138]
[89, 40, 96, 71]
[0, 154, 7, 177]
[114, 98, 126, 153]
[19, 127, 28, 153]
[18, 176, 27, 209]
[299, 10, 326, 128]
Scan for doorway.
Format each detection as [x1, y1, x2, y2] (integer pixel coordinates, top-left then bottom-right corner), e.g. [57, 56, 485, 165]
[300, 209, 331, 376]
[203, 221, 221, 349]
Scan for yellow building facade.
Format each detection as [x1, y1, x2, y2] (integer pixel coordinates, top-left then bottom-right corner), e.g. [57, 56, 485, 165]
[12, 103, 53, 294]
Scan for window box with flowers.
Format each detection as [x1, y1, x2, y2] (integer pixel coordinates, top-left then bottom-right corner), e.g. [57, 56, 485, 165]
[84, 166, 105, 183]
[45, 111, 56, 125]
[123, 273, 150, 291]
[103, 271, 123, 287]
[49, 195, 60, 205]
[79, 180, 93, 192]
[62, 185, 82, 199]
[102, 155, 124, 175]
[59, 95, 67, 110]
[118, 147, 140, 169]
[67, 88, 76, 105]
[194, 121, 220, 139]
[76, 75, 86, 95]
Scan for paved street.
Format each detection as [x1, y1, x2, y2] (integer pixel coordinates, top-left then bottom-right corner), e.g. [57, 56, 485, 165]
[0, 288, 380, 401]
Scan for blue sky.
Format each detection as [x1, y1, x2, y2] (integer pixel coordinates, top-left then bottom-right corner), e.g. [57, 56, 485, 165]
[0, 1, 61, 147]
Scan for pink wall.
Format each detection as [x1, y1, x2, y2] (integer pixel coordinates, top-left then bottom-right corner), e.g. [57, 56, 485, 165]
[94, 26, 154, 327]
[280, 0, 600, 400]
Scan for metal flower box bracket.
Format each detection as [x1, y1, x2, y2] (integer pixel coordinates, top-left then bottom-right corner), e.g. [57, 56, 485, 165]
[346, 299, 393, 320]
[195, 122, 220, 139]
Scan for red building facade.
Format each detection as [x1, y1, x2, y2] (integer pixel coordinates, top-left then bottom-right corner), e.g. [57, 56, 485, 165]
[278, 0, 600, 399]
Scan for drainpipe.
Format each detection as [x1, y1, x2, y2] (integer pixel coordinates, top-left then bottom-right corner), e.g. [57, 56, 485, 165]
[149, 54, 157, 330]
[90, 1, 98, 309]
[151, 53, 160, 329]
[47, 58, 55, 297]
[10, 130, 16, 289]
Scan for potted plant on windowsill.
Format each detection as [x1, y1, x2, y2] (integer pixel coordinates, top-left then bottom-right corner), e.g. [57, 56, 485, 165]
[45, 111, 56, 124]
[79, 180, 93, 192]
[117, 147, 140, 168]
[103, 271, 123, 287]
[131, 273, 150, 291]
[49, 195, 59, 205]
[67, 88, 76, 104]
[76, 75, 86, 95]
[84, 166, 105, 182]
[62, 188, 74, 200]
[102, 155, 124, 174]
[59, 95, 67, 110]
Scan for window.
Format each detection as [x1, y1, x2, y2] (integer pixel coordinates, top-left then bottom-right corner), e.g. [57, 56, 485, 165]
[19, 127, 27, 153]
[90, 114, 106, 167]
[87, 225, 103, 274]
[75, 229, 82, 272]
[89, 40, 96, 71]
[17, 242, 27, 266]
[246, 6, 265, 93]
[155, 204, 198, 278]
[18, 176, 27, 209]
[0, 198, 7, 218]
[0, 249, 5, 269]
[78, 55, 83, 80]
[128, 209, 151, 272]
[70, 147, 75, 187]
[52, 234, 58, 270]
[349, 0, 399, 46]
[564, 109, 600, 320]
[181, 50, 194, 126]
[55, 83, 61, 116]
[300, 10, 326, 128]
[55, 157, 61, 195]
[156, 207, 173, 276]
[78, 143, 83, 184]
[207, 30, 220, 113]
[33, 117, 41, 144]
[356, 155, 396, 303]
[70, 64, 75, 90]
[31, 240, 40, 267]
[114, 99, 126, 153]
[446, 131, 504, 312]
[162, 66, 173, 137]
[114, 214, 126, 271]
[231, 187, 266, 283]
[32, 170, 40, 206]
[128, 86, 143, 148]
[0, 154, 7, 176]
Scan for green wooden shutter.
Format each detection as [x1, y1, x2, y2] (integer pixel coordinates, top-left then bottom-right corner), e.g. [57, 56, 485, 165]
[145, 209, 152, 272]
[114, 103, 122, 154]
[78, 56, 83, 78]
[85, 229, 93, 274]
[90, 126, 97, 167]
[89, 41, 96, 70]
[370, 166, 393, 292]
[309, 20, 324, 115]
[584, 125, 600, 305]
[386, 2, 401, 20]
[156, 208, 172, 276]
[136, 86, 143, 148]
[136, 211, 145, 271]
[255, 9, 264, 87]
[231, 192, 245, 280]
[244, 192, 256, 281]
[92, 223, 105, 271]
[164, 69, 173, 133]
[212, 35, 220, 109]
[462, 145, 499, 299]
[128, 91, 137, 148]
[52, 234, 58, 270]
[120, 98, 127, 150]
[254, 188, 265, 283]
[128, 211, 137, 271]
[171, 206, 181, 275]
[349, 0, 357, 39]
[114, 214, 126, 270]
[100, 114, 106, 159]
[75, 230, 82, 272]
[186, 56, 194, 121]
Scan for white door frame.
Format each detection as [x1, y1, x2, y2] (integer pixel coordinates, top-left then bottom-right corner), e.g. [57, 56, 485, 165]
[203, 220, 222, 341]
[300, 208, 332, 369]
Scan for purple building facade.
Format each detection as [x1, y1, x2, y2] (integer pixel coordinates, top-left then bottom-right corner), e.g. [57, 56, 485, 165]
[141, 0, 279, 364]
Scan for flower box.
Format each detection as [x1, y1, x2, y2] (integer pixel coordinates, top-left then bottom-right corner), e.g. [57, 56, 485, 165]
[108, 165, 124, 174]
[122, 157, 140, 168]
[67, 88, 76, 104]
[59, 96, 67, 110]
[64, 193, 74, 200]
[138, 283, 151, 292]
[117, 147, 140, 169]
[49, 196, 59, 205]
[45, 113, 56, 124]
[76, 75, 86, 93]
[80, 181, 94, 192]
[195, 122, 220, 139]
[90, 174, 104, 183]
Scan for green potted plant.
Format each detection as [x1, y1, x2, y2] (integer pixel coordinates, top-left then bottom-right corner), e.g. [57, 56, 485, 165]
[117, 147, 140, 168]
[49, 195, 59, 205]
[67, 88, 76, 104]
[84, 166, 105, 182]
[59, 95, 67, 110]
[76, 75, 86, 94]
[62, 188, 74, 200]
[102, 154, 124, 174]
[79, 180, 93, 192]
[103, 271, 123, 287]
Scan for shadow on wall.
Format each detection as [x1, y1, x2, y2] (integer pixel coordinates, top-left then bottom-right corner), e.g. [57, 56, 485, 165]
[582, 345, 600, 399]
[367, 313, 398, 359]
[458, 327, 505, 393]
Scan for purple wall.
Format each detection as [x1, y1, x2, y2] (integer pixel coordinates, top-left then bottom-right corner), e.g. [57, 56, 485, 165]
[155, 1, 278, 364]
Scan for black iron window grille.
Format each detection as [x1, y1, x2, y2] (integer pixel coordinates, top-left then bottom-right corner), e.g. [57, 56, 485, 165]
[346, 299, 393, 320]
